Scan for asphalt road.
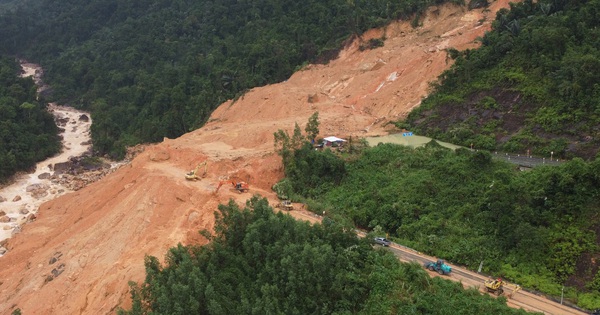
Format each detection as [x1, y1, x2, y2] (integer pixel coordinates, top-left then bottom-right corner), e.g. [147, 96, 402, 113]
[381, 242, 589, 315]
[491, 152, 563, 168]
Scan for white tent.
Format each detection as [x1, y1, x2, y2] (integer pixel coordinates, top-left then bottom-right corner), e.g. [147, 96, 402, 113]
[322, 136, 346, 143]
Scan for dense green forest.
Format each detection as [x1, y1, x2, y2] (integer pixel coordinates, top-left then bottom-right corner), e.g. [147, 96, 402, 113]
[0, 0, 458, 158]
[273, 124, 600, 309]
[404, 0, 600, 160]
[0, 56, 60, 182]
[119, 196, 533, 315]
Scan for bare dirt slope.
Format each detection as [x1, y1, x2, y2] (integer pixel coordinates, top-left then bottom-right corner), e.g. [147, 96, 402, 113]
[0, 2, 525, 314]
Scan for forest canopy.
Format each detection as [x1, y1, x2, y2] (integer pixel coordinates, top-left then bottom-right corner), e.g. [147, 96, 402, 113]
[0, 56, 60, 182]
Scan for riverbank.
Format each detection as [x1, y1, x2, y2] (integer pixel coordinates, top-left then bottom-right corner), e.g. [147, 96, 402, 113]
[0, 63, 95, 253]
[0, 106, 93, 247]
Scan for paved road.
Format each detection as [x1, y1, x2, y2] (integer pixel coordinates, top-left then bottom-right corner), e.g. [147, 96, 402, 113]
[490, 152, 563, 168]
[381, 241, 588, 315]
[365, 134, 566, 169]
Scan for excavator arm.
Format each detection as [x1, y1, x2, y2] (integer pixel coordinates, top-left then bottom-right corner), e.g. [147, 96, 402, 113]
[185, 161, 207, 180]
[505, 283, 521, 298]
[214, 179, 249, 193]
[215, 180, 233, 193]
[483, 279, 521, 298]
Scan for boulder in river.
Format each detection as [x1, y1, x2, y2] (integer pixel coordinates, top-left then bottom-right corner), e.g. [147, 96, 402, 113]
[26, 183, 50, 199]
[53, 161, 73, 175]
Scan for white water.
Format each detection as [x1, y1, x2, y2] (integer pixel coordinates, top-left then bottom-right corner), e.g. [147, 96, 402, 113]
[0, 63, 92, 247]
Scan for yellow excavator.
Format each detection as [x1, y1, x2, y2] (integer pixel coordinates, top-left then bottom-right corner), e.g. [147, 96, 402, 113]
[185, 161, 207, 181]
[483, 278, 521, 298]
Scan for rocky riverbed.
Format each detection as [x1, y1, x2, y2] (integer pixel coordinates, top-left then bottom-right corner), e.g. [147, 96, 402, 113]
[0, 63, 118, 255]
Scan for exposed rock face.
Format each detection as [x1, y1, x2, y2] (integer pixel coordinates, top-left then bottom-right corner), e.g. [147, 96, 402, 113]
[38, 172, 51, 180]
[55, 116, 69, 127]
[0, 3, 512, 314]
[26, 183, 50, 199]
[51, 156, 111, 178]
[52, 161, 71, 175]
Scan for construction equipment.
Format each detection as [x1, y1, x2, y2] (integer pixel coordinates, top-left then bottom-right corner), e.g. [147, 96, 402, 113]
[423, 259, 452, 275]
[483, 278, 521, 298]
[215, 179, 249, 193]
[276, 200, 294, 210]
[185, 162, 207, 181]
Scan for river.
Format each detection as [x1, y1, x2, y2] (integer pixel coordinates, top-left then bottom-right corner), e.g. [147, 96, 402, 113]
[0, 62, 93, 253]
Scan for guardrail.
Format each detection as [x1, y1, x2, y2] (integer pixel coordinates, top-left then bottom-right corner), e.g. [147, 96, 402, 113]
[489, 151, 564, 168]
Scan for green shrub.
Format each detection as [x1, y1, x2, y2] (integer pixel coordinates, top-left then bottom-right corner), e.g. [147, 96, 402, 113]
[479, 96, 498, 109]
[577, 292, 600, 310]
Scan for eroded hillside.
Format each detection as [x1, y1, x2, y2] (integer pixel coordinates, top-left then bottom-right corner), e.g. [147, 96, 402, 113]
[0, 2, 511, 313]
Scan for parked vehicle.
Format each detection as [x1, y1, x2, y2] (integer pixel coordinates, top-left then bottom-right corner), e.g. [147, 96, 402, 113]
[373, 237, 391, 246]
[423, 259, 452, 275]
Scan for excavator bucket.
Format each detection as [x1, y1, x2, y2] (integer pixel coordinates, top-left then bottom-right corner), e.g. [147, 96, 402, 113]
[185, 162, 207, 181]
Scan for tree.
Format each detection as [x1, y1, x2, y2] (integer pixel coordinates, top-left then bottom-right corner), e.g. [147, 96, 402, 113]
[274, 114, 321, 169]
[305, 111, 319, 143]
[291, 122, 304, 150]
[273, 128, 292, 166]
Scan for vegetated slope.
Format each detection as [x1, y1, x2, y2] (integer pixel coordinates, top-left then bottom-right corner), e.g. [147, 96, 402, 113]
[0, 56, 60, 182]
[0, 0, 458, 158]
[280, 141, 600, 309]
[0, 2, 510, 314]
[405, 0, 600, 160]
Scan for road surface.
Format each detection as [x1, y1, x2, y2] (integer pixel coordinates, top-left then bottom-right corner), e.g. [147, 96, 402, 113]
[380, 242, 588, 315]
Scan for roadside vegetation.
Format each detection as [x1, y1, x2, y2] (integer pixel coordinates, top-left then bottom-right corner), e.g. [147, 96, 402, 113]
[404, 0, 600, 160]
[119, 196, 533, 315]
[0, 0, 460, 159]
[0, 56, 60, 182]
[273, 114, 600, 310]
